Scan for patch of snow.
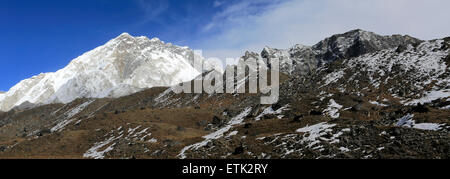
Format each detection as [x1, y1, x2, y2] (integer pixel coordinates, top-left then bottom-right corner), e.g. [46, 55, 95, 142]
[339, 147, 350, 152]
[322, 71, 345, 86]
[227, 131, 238, 137]
[87, 102, 109, 118]
[255, 107, 275, 121]
[296, 122, 337, 147]
[396, 114, 415, 126]
[83, 135, 122, 159]
[342, 107, 352, 111]
[178, 107, 252, 159]
[51, 118, 78, 133]
[133, 128, 149, 137]
[50, 104, 67, 116]
[127, 125, 142, 137]
[255, 104, 290, 121]
[51, 100, 94, 132]
[396, 114, 444, 131]
[413, 123, 443, 131]
[261, 153, 267, 158]
[319, 93, 334, 101]
[369, 101, 389, 107]
[323, 99, 343, 119]
[154, 88, 174, 104]
[404, 90, 450, 105]
[256, 137, 266, 140]
[84, 124, 155, 159]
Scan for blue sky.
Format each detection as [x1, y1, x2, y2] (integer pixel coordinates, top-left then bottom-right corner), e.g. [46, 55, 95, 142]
[1, 0, 450, 91]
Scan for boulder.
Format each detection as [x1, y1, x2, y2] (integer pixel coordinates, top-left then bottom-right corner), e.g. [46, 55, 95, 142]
[232, 146, 245, 155]
[212, 116, 223, 126]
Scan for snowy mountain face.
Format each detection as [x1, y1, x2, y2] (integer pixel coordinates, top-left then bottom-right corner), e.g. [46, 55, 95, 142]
[0, 33, 212, 112]
[316, 38, 450, 106]
[0, 92, 4, 104]
[261, 29, 422, 76]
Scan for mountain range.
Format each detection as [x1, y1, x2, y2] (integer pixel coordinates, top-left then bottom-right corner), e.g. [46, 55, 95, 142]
[0, 29, 449, 159]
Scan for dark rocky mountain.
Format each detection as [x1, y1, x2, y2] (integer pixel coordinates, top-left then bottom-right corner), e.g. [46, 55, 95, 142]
[313, 29, 422, 62]
[262, 29, 422, 77]
[0, 30, 449, 159]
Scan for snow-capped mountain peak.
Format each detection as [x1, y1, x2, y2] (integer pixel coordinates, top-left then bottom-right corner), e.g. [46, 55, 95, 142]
[0, 33, 205, 112]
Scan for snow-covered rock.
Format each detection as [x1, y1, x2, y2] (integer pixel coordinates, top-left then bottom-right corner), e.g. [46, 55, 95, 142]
[0, 33, 215, 112]
[340, 39, 449, 103]
[262, 45, 318, 76]
[323, 99, 343, 119]
[396, 114, 444, 131]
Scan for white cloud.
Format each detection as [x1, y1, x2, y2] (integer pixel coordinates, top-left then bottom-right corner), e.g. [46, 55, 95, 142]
[135, 0, 169, 24]
[200, 0, 450, 60]
[213, 0, 224, 7]
[203, 0, 281, 32]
